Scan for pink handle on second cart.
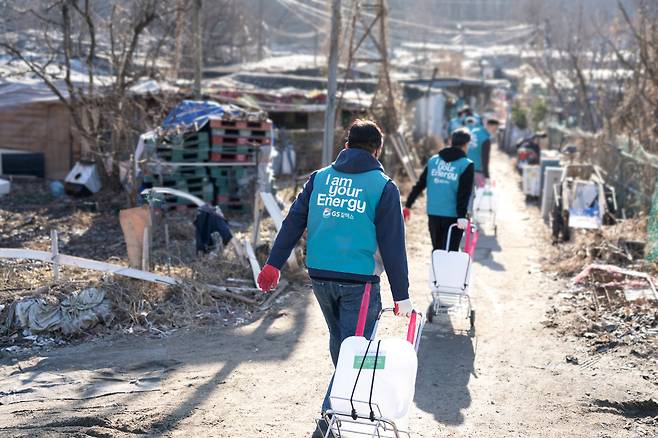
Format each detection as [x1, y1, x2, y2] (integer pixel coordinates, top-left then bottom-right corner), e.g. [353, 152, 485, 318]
[463, 221, 479, 258]
[464, 220, 472, 253]
[355, 283, 371, 337]
[406, 311, 417, 345]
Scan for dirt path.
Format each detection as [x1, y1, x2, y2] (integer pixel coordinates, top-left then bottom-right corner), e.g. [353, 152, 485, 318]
[0, 150, 655, 437]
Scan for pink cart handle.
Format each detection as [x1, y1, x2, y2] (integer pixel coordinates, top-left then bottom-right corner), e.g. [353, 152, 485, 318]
[355, 283, 371, 337]
[406, 311, 417, 345]
[464, 220, 472, 252]
[463, 220, 479, 258]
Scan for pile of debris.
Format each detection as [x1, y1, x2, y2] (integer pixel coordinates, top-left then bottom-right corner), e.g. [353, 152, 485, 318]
[0, 180, 298, 357]
[542, 216, 657, 363]
[544, 215, 651, 276]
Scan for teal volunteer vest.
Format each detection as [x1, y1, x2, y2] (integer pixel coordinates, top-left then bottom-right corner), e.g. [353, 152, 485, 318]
[448, 116, 464, 134]
[307, 166, 390, 276]
[426, 154, 472, 217]
[466, 126, 489, 173]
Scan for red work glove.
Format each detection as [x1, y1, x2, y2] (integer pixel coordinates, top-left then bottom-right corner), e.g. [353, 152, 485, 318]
[402, 207, 411, 221]
[257, 264, 280, 292]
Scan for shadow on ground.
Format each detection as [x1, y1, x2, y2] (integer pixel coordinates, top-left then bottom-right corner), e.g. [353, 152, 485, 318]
[0, 287, 312, 435]
[414, 319, 475, 426]
[474, 233, 505, 271]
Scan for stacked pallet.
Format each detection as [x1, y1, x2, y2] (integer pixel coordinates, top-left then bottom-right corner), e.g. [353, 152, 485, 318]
[144, 117, 272, 213]
[143, 131, 214, 208]
[207, 117, 272, 213]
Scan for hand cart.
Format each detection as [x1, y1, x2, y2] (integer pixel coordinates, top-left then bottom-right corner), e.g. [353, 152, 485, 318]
[426, 222, 478, 333]
[473, 181, 497, 235]
[318, 284, 425, 437]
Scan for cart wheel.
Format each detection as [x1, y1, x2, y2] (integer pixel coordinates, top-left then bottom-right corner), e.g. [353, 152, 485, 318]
[426, 303, 434, 323]
[469, 310, 475, 330]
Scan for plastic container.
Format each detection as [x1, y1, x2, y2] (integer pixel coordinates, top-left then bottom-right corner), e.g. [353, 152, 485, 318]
[328, 285, 422, 436]
[330, 335, 417, 431]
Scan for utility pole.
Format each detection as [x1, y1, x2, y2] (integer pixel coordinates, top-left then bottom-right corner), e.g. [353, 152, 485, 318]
[192, 0, 203, 99]
[337, 0, 417, 182]
[322, 0, 341, 167]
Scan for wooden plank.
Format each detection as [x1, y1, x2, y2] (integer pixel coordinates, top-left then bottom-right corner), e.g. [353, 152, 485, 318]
[0, 248, 178, 285]
[119, 206, 151, 269]
[243, 239, 261, 287]
[50, 230, 60, 281]
[260, 192, 284, 230]
[259, 279, 289, 311]
[206, 284, 259, 305]
[260, 192, 300, 270]
[252, 190, 262, 247]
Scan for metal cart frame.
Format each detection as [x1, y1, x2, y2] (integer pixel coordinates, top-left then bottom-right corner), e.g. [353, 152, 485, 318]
[426, 223, 476, 332]
[317, 308, 425, 438]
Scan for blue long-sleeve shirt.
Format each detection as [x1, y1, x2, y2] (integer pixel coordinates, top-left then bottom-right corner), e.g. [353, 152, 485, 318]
[266, 148, 410, 302]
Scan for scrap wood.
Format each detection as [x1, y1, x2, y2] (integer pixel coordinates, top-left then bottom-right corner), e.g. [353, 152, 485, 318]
[0, 248, 178, 285]
[205, 284, 259, 305]
[243, 239, 261, 287]
[259, 279, 289, 311]
[119, 206, 152, 269]
[573, 263, 658, 300]
[260, 192, 300, 270]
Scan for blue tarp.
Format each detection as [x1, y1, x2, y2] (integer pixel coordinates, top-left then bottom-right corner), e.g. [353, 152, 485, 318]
[161, 100, 244, 130]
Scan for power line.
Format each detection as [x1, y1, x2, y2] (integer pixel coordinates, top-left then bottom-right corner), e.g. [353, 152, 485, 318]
[275, 0, 327, 33]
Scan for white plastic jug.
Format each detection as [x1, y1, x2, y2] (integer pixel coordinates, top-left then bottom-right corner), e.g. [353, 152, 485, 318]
[330, 335, 418, 430]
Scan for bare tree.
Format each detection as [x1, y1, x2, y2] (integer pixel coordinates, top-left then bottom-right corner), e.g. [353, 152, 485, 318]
[0, 0, 180, 187]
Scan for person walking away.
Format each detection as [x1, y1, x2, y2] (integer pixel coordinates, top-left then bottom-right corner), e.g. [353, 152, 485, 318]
[402, 128, 474, 251]
[465, 117, 498, 188]
[256, 120, 414, 438]
[447, 107, 466, 135]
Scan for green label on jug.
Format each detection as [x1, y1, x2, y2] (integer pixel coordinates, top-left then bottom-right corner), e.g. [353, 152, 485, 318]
[353, 355, 386, 370]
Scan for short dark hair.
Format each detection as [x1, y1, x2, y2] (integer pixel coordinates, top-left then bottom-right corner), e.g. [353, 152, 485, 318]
[486, 119, 500, 126]
[451, 128, 471, 147]
[347, 119, 383, 153]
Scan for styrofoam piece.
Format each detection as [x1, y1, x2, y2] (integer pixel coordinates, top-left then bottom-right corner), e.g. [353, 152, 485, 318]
[0, 178, 9, 196]
[65, 161, 102, 193]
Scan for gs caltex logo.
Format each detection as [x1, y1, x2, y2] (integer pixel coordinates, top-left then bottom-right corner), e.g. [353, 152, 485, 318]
[323, 208, 332, 218]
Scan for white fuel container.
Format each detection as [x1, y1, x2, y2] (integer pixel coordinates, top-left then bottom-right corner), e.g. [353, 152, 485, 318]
[328, 306, 422, 437]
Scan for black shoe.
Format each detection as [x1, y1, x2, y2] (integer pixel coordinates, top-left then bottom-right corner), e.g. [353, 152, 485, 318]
[312, 418, 330, 438]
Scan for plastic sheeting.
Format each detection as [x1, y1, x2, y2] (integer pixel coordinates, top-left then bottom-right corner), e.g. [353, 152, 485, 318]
[5, 287, 112, 335]
[162, 100, 245, 130]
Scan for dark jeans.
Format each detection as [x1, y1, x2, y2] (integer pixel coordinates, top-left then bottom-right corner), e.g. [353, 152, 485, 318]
[428, 215, 463, 251]
[311, 279, 382, 412]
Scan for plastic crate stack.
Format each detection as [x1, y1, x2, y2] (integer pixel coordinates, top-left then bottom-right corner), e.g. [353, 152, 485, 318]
[143, 131, 214, 208]
[208, 117, 272, 213]
[144, 117, 272, 213]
